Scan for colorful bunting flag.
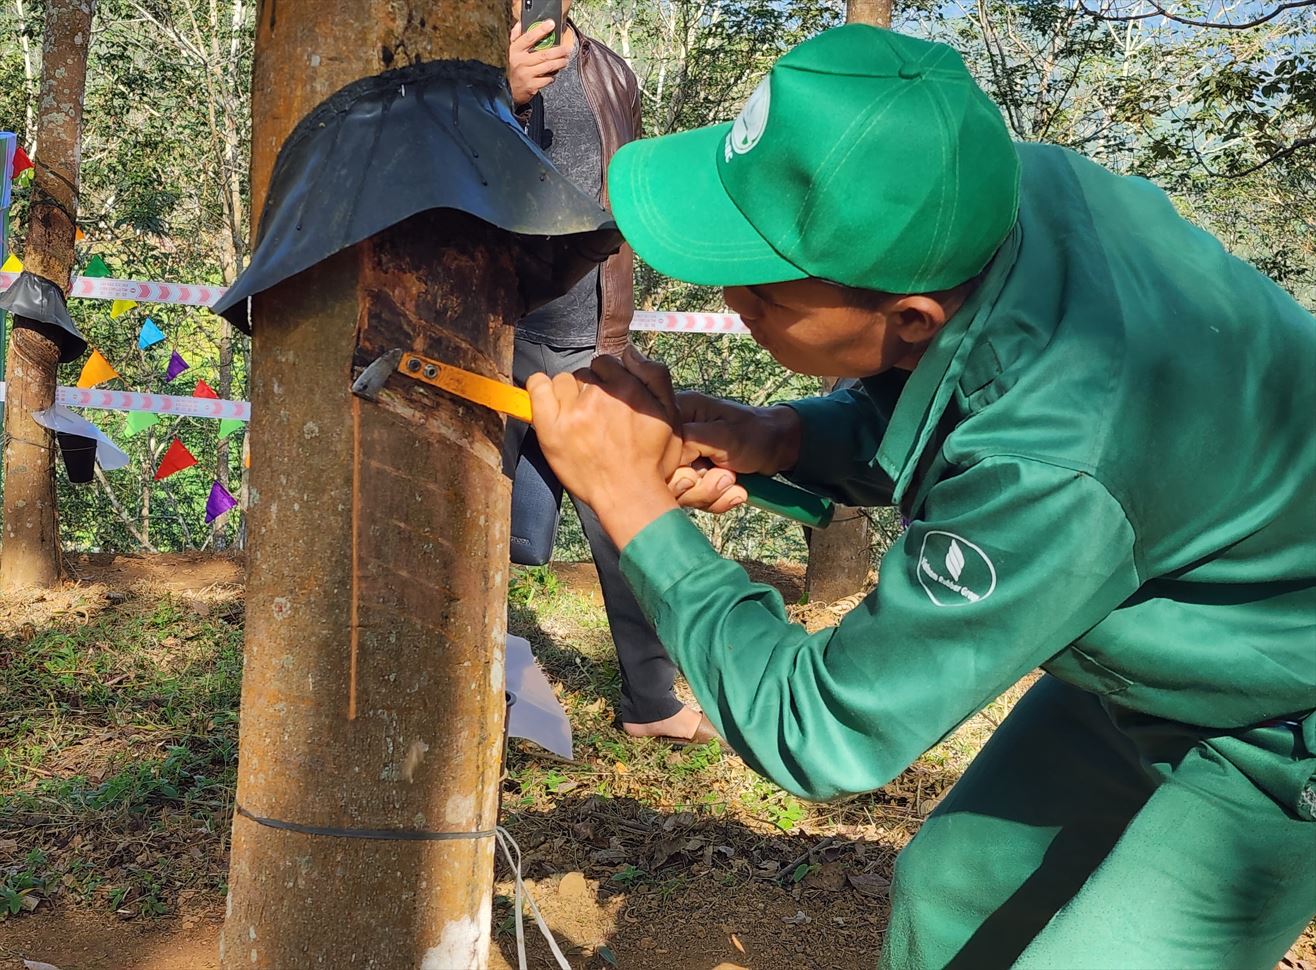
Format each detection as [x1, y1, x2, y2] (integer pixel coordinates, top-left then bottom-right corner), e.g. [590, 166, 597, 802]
[76, 349, 120, 389]
[165, 351, 190, 381]
[82, 254, 111, 278]
[75, 227, 86, 242]
[218, 418, 244, 440]
[205, 481, 238, 523]
[1, 253, 22, 273]
[123, 411, 161, 437]
[154, 438, 197, 481]
[10, 145, 32, 179]
[109, 299, 137, 318]
[193, 379, 218, 399]
[138, 318, 166, 349]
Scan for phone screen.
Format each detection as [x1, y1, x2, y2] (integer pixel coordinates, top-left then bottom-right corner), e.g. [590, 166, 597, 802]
[522, 0, 562, 51]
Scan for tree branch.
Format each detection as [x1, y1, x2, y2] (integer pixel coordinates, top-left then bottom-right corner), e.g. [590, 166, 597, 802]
[1078, 0, 1315, 30]
[1197, 136, 1316, 178]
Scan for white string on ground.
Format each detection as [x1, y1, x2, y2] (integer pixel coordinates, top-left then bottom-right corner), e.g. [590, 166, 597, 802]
[495, 825, 571, 970]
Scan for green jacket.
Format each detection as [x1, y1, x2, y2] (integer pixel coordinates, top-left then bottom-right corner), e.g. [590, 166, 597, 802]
[620, 143, 1316, 810]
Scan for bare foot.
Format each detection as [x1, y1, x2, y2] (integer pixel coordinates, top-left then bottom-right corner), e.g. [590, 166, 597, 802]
[622, 706, 715, 742]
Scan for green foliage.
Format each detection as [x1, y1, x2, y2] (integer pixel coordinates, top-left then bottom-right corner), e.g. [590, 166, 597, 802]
[743, 780, 806, 831]
[509, 564, 564, 605]
[1, 0, 255, 552]
[610, 863, 649, 886]
[0, 849, 46, 920]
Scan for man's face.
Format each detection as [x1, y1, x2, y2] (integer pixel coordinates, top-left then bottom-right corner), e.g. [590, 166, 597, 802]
[723, 279, 911, 378]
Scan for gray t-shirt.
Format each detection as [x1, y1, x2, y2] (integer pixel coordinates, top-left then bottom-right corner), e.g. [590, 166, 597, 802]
[517, 39, 603, 347]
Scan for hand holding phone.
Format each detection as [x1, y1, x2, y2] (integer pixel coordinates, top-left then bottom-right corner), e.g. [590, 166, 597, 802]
[521, 0, 562, 49]
[508, 15, 570, 107]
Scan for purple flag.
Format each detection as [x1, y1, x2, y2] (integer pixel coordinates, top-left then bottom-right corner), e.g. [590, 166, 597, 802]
[205, 481, 238, 523]
[165, 350, 190, 382]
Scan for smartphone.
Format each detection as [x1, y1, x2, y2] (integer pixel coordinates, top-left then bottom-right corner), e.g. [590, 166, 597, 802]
[521, 0, 562, 51]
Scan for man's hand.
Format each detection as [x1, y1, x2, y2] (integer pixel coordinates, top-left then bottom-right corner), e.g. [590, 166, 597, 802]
[668, 393, 802, 514]
[508, 21, 570, 108]
[618, 349, 750, 515]
[678, 392, 802, 476]
[527, 355, 683, 549]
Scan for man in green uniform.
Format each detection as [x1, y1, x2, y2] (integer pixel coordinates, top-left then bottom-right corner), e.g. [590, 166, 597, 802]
[526, 24, 1316, 969]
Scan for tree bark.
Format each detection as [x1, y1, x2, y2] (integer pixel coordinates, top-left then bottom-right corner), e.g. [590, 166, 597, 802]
[802, 0, 892, 604]
[221, 3, 515, 967]
[0, 0, 95, 591]
[847, 0, 893, 26]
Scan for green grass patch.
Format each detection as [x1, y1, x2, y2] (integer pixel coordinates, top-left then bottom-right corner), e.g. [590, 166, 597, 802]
[0, 596, 242, 917]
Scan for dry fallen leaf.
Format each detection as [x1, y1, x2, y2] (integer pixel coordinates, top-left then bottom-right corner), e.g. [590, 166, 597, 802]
[847, 871, 891, 898]
[802, 861, 848, 893]
[614, 761, 629, 774]
[730, 932, 746, 954]
[24, 960, 64, 970]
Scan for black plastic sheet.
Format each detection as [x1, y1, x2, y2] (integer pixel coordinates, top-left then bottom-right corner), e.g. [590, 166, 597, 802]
[0, 271, 88, 363]
[213, 59, 622, 330]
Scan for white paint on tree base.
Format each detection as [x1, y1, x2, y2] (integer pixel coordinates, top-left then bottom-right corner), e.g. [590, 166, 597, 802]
[421, 916, 483, 969]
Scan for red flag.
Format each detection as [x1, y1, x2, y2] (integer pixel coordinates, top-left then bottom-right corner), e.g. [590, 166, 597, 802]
[193, 379, 218, 399]
[10, 146, 32, 178]
[154, 438, 197, 481]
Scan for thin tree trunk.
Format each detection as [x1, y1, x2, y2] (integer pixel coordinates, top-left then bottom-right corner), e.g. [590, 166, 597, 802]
[222, 3, 515, 967]
[802, 0, 892, 604]
[0, 0, 96, 591]
[847, 0, 892, 26]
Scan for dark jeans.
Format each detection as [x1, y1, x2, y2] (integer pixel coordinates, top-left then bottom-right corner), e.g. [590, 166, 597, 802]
[502, 339, 682, 725]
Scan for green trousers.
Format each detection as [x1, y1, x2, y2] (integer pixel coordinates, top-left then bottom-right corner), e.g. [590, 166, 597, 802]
[879, 677, 1316, 970]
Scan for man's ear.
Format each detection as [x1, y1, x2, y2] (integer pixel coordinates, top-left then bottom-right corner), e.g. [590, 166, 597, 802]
[889, 295, 951, 345]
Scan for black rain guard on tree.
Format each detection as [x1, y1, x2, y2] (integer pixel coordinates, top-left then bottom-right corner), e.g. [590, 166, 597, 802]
[213, 59, 623, 329]
[0, 271, 88, 362]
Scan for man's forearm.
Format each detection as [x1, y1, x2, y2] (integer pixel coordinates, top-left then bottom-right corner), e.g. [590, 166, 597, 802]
[590, 480, 680, 550]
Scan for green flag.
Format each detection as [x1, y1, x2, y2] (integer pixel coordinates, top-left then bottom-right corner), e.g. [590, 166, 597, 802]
[83, 254, 111, 278]
[123, 411, 160, 436]
[218, 418, 244, 441]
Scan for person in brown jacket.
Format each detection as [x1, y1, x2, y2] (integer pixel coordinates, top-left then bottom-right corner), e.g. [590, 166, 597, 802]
[503, 5, 716, 743]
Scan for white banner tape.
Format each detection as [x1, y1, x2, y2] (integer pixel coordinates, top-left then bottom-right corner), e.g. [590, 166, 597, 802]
[630, 310, 748, 334]
[0, 271, 228, 307]
[0, 383, 250, 421]
[2, 271, 748, 333]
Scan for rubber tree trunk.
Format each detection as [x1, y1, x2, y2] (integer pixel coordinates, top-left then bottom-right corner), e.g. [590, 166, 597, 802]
[0, 0, 95, 591]
[802, 0, 892, 605]
[847, 0, 893, 25]
[221, 4, 515, 968]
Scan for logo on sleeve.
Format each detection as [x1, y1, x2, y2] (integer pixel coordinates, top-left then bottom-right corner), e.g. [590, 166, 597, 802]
[917, 531, 996, 607]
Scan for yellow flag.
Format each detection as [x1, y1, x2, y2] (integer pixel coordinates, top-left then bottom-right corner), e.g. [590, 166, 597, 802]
[109, 299, 138, 318]
[77, 349, 120, 389]
[1, 253, 22, 273]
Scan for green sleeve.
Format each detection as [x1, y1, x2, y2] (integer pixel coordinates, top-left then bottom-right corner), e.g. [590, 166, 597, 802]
[620, 457, 1140, 800]
[781, 386, 897, 507]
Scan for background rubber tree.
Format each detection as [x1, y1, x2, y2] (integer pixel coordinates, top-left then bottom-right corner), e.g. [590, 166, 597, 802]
[0, 0, 96, 590]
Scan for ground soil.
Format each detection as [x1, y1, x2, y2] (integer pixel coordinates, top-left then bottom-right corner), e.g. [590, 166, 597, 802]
[2, 552, 1312, 970]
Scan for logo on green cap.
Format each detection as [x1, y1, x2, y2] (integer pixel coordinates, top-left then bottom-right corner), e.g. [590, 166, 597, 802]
[725, 78, 771, 162]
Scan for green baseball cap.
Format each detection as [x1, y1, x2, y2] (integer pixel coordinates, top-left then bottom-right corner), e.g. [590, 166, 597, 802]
[607, 25, 1020, 293]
